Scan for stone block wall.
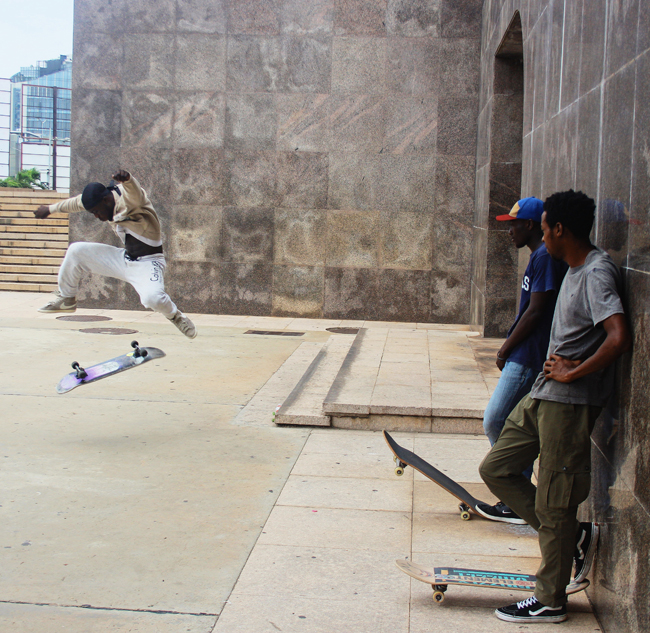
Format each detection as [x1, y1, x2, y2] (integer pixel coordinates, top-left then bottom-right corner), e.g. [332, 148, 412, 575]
[476, 2, 650, 631]
[69, 0, 483, 321]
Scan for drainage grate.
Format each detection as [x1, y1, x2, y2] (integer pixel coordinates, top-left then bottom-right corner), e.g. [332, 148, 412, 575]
[326, 327, 360, 334]
[245, 330, 304, 337]
[79, 327, 138, 335]
[57, 315, 113, 322]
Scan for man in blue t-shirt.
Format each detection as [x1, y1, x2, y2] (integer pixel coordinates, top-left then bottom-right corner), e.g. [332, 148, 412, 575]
[476, 197, 568, 524]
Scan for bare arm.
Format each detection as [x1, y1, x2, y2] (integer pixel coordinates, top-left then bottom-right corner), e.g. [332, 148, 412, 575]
[496, 291, 555, 370]
[543, 313, 631, 383]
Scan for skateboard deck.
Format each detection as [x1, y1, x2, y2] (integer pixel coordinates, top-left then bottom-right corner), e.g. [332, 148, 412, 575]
[56, 341, 165, 394]
[383, 430, 490, 520]
[396, 560, 589, 604]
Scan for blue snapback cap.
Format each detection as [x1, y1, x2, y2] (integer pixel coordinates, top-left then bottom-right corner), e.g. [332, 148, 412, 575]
[496, 197, 544, 223]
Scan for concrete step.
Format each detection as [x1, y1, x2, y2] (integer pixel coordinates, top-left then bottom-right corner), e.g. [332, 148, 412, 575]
[0, 264, 60, 274]
[272, 327, 497, 434]
[0, 281, 57, 292]
[0, 224, 69, 234]
[0, 202, 52, 211]
[0, 217, 68, 226]
[0, 272, 59, 283]
[325, 329, 491, 433]
[0, 210, 69, 219]
[0, 247, 67, 258]
[275, 334, 358, 427]
[0, 189, 66, 199]
[233, 341, 327, 427]
[0, 255, 63, 265]
[0, 238, 68, 249]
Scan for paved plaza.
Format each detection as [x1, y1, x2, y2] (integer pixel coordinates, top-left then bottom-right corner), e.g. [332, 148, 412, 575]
[0, 292, 600, 632]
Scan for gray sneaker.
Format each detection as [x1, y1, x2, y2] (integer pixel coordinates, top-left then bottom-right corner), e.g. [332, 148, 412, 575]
[38, 291, 77, 313]
[168, 310, 197, 338]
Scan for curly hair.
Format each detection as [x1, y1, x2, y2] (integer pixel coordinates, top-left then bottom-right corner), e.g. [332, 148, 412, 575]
[543, 190, 595, 240]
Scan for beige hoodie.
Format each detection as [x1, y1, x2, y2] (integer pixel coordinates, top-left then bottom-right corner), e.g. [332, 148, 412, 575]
[48, 175, 162, 248]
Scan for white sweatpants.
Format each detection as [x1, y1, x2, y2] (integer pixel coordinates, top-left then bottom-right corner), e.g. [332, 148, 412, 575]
[58, 242, 178, 319]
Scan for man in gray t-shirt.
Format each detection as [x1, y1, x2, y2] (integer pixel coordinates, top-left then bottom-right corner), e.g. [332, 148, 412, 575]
[479, 190, 631, 624]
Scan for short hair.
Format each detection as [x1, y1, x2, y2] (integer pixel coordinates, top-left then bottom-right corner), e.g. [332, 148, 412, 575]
[543, 190, 595, 240]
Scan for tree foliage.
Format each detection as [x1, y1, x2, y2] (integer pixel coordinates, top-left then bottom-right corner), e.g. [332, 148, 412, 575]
[0, 168, 48, 189]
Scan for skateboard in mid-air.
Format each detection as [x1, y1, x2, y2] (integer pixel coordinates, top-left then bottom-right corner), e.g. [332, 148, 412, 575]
[383, 430, 491, 521]
[56, 340, 165, 394]
[396, 560, 589, 604]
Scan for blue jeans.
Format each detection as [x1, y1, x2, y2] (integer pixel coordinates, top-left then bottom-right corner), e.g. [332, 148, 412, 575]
[483, 361, 538, 479]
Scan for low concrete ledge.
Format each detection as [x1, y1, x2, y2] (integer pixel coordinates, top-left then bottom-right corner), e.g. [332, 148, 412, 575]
[331, 414, 484, 434]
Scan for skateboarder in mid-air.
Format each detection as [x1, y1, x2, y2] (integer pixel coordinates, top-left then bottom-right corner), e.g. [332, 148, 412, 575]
[480, 190, 631, 623]
[34, 170, 197, 338]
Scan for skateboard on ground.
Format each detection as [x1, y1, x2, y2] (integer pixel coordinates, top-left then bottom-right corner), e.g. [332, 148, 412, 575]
[56, 341, 165, 394]
[396, 560, 589, 604]
[383, 430, 491, 521]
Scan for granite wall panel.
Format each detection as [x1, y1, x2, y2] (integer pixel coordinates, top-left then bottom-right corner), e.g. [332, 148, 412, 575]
[473, 3, 650, 631]
[272, 265, 324, 317]
[71, 0, 483, 323]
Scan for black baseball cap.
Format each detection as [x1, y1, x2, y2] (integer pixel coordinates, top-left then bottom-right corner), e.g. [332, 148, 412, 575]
[81, 182, 110, 210]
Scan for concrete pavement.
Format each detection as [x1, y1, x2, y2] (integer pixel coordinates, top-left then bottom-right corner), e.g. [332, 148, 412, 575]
[0, 292, 601, 632]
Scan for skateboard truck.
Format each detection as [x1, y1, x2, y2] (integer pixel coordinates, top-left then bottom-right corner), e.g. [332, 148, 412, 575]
[433, 584, 448, 603]
[71, 361, 88, 380]
[131, 340, 148, 359]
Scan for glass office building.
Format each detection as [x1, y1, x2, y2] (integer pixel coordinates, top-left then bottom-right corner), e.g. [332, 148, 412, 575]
[7, 56, 72, 191]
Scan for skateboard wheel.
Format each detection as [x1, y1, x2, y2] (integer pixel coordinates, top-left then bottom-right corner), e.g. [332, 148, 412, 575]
[72, 361, 79, 369]
[460, 511, 471, 521]
[432, 591, 445, 603]
[131, 340, 139, 348]
[395, 467, 404, 476]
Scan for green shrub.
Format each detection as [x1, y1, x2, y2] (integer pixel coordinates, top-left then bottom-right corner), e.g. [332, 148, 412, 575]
[0, 168, 48, 189]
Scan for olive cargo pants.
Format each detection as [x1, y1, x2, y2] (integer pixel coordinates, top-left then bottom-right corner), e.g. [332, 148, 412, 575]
[479, 394, 601, 607]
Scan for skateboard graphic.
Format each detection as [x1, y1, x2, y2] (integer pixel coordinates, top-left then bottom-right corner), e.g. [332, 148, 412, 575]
[56, 341, 165, 394]
[396, 560, 589, 604]
[383, 430, 491, 521]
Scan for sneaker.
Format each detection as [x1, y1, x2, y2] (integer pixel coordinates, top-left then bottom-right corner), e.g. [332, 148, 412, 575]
[496, 596, 567, 623]
[574, 522, 599, 583]
[168, 310, 197, 339]
[38, 291, 77, 313]
[475, 501, 527, 524]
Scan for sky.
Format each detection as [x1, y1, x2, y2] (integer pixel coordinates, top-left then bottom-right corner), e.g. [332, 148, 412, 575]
[0, 0, 74, 80]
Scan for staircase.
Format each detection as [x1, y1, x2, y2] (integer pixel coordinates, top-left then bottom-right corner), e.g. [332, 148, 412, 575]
[234, 326, 502, 434]
[0, 189, 69, 292]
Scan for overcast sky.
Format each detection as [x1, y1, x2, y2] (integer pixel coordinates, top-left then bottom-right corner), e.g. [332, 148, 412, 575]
[0, 0, 74, 80]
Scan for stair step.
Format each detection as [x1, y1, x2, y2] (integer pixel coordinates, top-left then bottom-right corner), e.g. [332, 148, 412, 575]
[0, 272, 59, 283]
[0, 247, 67, 257]
[0, 210, 69, 219]
[0, 189, 67, 199]
[274, 334, 357, 427]
[0, 281, 58, 292]
[0, 255, 63, 265]
[0, 202, 57, 211]
[0, 217, 68, 226]
[233, 342, 326, 427]
[0, 264, 60, 274]
[0, 225, 69, 234]
[0, 239, 68, 248]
